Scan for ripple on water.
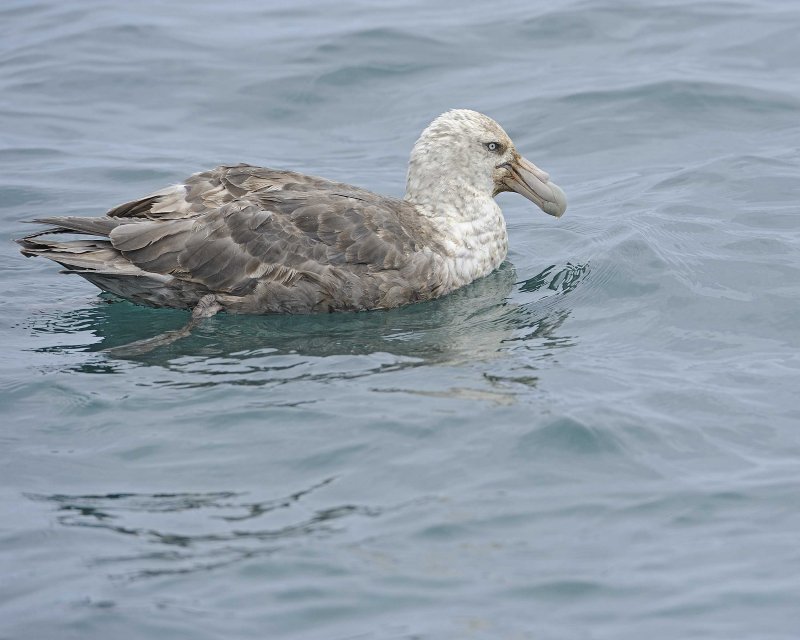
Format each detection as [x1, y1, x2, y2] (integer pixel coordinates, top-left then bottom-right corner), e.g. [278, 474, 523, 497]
[24, 477, 389, 581]
[516, 416, 624, 457]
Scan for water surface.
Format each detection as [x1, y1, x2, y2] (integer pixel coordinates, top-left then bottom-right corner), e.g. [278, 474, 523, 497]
[1, 1, 799, 638]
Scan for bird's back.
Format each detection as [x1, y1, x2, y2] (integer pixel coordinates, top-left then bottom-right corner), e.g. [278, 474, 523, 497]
[19, 164, 446, 313]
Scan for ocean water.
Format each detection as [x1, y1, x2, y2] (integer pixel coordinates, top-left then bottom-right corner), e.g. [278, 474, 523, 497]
[1, 0, 799, 638]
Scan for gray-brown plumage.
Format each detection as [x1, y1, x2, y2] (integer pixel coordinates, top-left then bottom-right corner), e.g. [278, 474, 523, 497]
[18, 110, 567, 317]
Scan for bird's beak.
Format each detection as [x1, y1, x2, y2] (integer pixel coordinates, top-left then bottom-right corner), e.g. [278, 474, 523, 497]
[499, 154, 567, 218]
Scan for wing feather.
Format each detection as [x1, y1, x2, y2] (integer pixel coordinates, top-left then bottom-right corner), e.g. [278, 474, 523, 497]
[27, 164, 440, 310]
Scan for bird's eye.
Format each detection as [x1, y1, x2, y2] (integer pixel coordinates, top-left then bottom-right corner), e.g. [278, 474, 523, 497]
[485, 141, 503, 153]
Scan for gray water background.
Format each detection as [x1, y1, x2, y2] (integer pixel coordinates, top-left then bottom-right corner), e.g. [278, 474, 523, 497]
[1, 1, 799, 638]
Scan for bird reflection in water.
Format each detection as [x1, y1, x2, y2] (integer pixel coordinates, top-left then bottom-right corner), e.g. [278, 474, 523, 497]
[28, 262, 589, 370]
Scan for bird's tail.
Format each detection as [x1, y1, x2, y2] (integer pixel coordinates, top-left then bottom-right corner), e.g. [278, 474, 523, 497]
[17, 215, 134, 270]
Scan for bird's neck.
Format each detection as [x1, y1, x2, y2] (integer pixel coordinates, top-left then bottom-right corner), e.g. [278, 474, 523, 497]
[404, 171, 495, 222]
[404, 173, 508, 290]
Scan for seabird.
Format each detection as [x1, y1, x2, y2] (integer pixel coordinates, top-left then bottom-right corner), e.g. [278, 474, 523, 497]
[18, 109, 566, 320]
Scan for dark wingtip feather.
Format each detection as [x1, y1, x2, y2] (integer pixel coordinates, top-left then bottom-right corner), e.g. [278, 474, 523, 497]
[16, 228, 69, 253]
[22, 216, 121, 238]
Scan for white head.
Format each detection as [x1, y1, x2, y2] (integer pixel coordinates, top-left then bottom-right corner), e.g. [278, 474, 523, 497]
[405, 109, 566, 218]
